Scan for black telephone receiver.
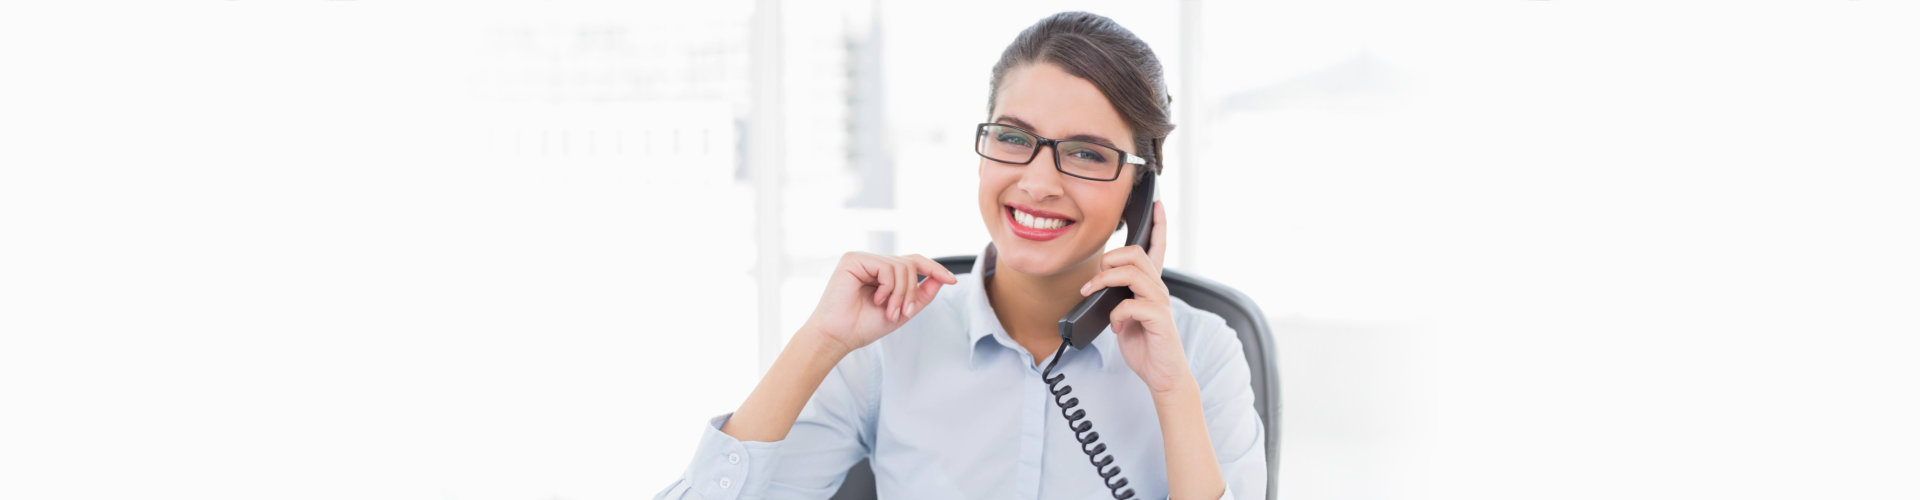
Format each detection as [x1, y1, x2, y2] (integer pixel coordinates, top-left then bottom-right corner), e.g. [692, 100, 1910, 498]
[1057, 172, 1156, 348]
[1042, 172, 1154, 500]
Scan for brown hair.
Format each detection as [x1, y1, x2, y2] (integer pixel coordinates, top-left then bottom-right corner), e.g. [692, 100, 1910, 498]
[988, 11, 1173, 180]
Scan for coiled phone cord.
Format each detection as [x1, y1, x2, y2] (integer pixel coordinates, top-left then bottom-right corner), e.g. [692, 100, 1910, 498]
[1042, 342, 1136, 499]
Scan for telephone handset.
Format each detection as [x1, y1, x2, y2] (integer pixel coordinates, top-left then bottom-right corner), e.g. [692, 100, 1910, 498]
[1057, 172, 1156, 348]
[1042, 172, 1154, 500]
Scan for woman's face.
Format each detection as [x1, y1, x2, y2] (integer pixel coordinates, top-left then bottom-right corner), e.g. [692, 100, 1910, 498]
[978, 62, 1139, 278]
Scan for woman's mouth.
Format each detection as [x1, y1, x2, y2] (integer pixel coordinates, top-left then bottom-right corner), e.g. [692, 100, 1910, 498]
[1005, 204, 1076, 241]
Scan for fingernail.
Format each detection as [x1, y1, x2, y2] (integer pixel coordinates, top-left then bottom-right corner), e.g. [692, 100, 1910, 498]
[905, 303, 915, 317]
[1080, 283, 1092, 295]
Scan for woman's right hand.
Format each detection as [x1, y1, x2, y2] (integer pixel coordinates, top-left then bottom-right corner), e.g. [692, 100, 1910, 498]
[801, 252, 958, 356]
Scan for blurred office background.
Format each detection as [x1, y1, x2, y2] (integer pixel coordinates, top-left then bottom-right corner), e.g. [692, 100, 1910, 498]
[2, 1, 1917, 499]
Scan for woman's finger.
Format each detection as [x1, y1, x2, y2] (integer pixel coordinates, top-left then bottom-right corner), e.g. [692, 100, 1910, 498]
[1082, 265, 1127, 294]
[849, 253, 891, 307]
[1109, 298, 1170, 336]
[899, 260, 916, 316]
[1079, 265, 1167, 304]
[880, 259, 896, 321]
[913, 270, 948, 308]
[906, 254, 959, 285]
[904, 263, 922, 318]
[1099, 244, 1157, 276]
[871, 257, 894, 309]
[880, 260, 896, 320]
[905, 254, 956, 305]
[893, 259, 912, 321]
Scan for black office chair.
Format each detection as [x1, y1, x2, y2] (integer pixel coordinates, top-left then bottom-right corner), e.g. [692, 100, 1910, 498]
[829, 255, 1280, 500]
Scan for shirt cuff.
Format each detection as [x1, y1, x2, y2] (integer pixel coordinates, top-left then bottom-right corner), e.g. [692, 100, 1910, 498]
[681, 413, 784, 500]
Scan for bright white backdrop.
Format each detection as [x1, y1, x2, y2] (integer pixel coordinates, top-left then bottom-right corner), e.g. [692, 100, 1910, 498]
[2, 1, 1916, 499]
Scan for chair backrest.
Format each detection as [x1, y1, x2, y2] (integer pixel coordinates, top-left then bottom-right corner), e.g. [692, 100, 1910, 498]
[830, 255, 1279, 500]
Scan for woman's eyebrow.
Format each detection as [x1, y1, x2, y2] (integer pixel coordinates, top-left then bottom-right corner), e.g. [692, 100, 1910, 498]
[992, 114, 1123, 149]
[1063, 133, 1119, 149]
[993, 114, 1038, 131]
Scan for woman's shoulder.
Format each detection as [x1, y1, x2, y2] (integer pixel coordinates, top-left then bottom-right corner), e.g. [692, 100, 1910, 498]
[1168, 295, 1235, 341]
[1167, 295, 1249, 372]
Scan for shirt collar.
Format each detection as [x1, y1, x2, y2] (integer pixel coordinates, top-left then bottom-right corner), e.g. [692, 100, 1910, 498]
[964, 243, 1118, 370]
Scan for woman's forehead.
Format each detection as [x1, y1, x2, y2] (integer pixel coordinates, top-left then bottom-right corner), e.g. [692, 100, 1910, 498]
[991, 63, 1133, 148]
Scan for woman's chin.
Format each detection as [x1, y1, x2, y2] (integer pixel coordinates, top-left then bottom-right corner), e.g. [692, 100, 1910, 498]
[994, 237, 1086, 277]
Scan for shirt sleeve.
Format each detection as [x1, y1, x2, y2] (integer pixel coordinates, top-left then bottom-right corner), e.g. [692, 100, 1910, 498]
[1189, 312, 1269, 500]
[653, 348, 881, 500]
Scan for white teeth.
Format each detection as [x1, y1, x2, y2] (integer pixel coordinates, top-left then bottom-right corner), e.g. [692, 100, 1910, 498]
[1012, 208, 1069, 230]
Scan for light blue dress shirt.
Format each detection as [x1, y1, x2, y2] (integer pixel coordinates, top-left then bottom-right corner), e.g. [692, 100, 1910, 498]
[656, 246, 1266, 500]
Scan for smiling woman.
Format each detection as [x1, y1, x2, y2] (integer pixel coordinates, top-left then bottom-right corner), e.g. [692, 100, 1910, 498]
[655, 11, 1264, 500]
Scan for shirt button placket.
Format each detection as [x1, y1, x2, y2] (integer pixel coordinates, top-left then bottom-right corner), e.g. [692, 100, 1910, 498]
[717, 448, 739, 493]
[1020, 352, 1046, 499]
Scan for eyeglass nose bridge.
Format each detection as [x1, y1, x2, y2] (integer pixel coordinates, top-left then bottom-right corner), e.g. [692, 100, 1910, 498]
[1026, 137, 1065, 167]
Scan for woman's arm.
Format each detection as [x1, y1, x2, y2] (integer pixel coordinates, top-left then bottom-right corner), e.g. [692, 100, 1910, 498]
[1152, 376, 1227, 499]
[652, 327, 873, 500]
[1089, 202, 1237, 499]
[719, 327, 848, 442]
[723, 252, 955, 442]
[1161, 311, 1269, 500]
[653, 253, 956, 500]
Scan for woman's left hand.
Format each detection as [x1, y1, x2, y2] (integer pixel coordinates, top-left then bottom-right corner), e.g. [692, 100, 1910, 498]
[1078, 200, 1194, 395]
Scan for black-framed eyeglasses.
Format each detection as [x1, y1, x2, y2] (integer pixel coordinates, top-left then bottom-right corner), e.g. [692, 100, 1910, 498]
[974, 123, 1148, 182]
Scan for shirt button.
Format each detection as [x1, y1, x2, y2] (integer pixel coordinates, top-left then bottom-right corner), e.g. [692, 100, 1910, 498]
[718, 477, 732, 489]
[727, 453, 740, 465]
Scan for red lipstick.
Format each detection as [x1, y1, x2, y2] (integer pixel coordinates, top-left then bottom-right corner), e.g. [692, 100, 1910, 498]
[1005, 205, 1075, 242]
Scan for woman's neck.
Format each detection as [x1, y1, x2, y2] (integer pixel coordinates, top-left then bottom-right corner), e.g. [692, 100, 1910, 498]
[986, 255, 1102, 358]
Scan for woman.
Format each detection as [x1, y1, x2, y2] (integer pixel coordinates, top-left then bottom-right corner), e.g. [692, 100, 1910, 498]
[657, 12, 1265, 500]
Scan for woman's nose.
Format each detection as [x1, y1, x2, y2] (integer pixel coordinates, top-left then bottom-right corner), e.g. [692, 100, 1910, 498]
[1016, 146, 1065, 199]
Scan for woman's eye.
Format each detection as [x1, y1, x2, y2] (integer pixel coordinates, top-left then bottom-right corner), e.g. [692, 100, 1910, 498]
[997, 133, 1032, 146]
[1069, 149, 1108, 163]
